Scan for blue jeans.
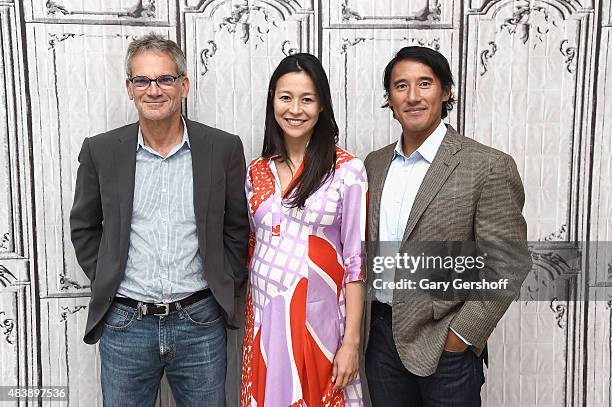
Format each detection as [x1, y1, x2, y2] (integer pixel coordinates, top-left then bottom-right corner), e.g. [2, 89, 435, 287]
[99, 295, 227, 407]
[365, 302, 485, 407]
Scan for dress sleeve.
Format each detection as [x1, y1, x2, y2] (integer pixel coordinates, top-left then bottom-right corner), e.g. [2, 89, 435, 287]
[339, 158, 368, 283]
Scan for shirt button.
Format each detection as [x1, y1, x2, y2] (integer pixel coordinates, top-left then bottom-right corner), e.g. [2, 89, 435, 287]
[108, 296, 112, 302]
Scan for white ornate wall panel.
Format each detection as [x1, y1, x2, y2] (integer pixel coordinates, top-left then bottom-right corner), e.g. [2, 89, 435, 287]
[23, 0, 175, 25]
[39, 297, 101, 405]
[463, 1, 590, 242]
[0, 0, 610, 405]
[586, 13, 612, 405]
[0, 287, 30, 397]
[323, 0, 457, 28]
[0, 5, 29, 263]
[183, 0, 316, 160]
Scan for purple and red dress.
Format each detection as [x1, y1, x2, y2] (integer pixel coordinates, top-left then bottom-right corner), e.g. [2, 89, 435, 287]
[240, 147, 367, 407]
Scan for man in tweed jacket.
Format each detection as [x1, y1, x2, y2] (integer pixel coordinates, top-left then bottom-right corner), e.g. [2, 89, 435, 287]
[363, 46, 532, 406]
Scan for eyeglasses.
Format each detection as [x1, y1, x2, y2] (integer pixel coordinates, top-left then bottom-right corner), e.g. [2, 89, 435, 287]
[128, 74, 184, 89]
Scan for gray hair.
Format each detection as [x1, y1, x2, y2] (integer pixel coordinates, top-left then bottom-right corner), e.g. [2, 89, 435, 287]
[125, 33, 187, 78]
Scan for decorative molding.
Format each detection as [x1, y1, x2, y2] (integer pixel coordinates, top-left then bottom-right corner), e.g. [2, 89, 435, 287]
[500, 2, 558, 45]
[525, 244, 581, 298]
[59, 306, 87, 323]
[46, 0, 69, 15]
[402, 37, 441, 51]
[480, 41, 498, 76]
[550, 298, 566, 329]
[530, 251, 574, 277]
[46, 0, 156, 19]
[560, 40, 577, 74]
[340, 0, 441, 22]
[0, 311, 15, 345]
[58, 270, 89, 291]
[340, 37, 372, 54]
[0, 233, 9, 250]
[0, 265, 17, 288]
[47, 33, 78, 50]
[405, 2, 441, 22]
[200, 40, 218, 75]
[540, 224, 568, 242]
[218, 1, 278, 45]
[341, 0, 363, 22]
[281, 40, 299, 56]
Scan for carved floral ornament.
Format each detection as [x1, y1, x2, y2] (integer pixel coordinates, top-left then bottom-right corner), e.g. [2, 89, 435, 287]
[218, 1, 278, 44]
[0, 232, 10, 250]
[199, 0, 289, 76]
[550, 298, 567, 329]
[46, 0, 156, 19]
[60, 306, 87, 323]
[479, 1, 577, 76]
[0, 311, 15, 345]
[0, 265, 17, 288]
[524, 245, 581, 300]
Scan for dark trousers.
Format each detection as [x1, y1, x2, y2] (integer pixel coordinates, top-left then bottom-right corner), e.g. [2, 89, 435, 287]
[365, 302, 485, 407]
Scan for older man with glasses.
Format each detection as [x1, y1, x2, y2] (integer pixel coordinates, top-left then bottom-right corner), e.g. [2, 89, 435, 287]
[69, 33, 249, 406]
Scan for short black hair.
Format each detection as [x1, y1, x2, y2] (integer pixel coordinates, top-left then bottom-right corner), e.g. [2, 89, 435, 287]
[382, 46, 455, 119]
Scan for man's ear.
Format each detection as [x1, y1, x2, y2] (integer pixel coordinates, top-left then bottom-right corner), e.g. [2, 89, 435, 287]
[181, 75, 190, 99]
[442, 86, 451, 102]
[126, 79, 134, 100]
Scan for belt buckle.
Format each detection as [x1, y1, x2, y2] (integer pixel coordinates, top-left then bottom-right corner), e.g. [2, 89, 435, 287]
[153, 303, 170, 317]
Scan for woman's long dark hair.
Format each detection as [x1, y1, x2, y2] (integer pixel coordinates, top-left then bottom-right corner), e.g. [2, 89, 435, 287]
[262, 53, 339, 209]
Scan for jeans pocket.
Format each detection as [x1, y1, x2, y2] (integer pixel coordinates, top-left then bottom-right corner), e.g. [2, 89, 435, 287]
[182, 296, 223, 327]
[103, 304, 136, 331]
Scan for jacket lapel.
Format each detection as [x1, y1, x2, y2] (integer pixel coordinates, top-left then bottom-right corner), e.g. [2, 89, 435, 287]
[368, 143, 396, 245]
[115, 123, 139, 258]
[185, 118, 212, 234]
[400, 126, 462, 246]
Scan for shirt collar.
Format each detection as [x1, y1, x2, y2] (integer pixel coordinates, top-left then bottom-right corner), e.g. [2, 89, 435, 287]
[392, 120, 447, 163]
[137, 115, 190, 151]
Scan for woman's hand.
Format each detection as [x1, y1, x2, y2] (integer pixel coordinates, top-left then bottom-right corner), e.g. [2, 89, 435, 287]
[332, 341, 359, 391]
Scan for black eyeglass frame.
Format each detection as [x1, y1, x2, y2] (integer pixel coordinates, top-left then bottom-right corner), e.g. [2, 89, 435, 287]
[128, 74, 184, 89]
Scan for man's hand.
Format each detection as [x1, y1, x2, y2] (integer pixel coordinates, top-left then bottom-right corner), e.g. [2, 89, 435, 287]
[332, 342, 359, 391]
[444, 329, 468, 352]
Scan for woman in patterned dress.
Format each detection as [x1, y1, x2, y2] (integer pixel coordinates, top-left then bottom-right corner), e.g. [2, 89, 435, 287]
[240, 53, 367, 407]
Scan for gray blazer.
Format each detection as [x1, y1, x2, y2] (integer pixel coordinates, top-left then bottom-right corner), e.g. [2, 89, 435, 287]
[363, 124, 532, 376]
[70, 118, 249, 345]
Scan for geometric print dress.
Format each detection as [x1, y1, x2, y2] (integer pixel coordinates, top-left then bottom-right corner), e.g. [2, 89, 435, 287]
[240, 147, 367, 407]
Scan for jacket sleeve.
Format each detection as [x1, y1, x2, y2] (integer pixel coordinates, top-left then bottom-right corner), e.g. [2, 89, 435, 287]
[449, 154, 533, 351]
[223, 135, 250, 296]
[69, 137, 103, 282]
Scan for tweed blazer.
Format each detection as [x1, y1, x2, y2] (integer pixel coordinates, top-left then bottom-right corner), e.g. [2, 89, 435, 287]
[363, 124, 532, 376]
[70, 118, 249, 344]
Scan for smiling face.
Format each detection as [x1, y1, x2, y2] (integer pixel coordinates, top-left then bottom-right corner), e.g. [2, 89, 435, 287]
[388, 58, 450, 140]
[273, 71, 322, 144]
[126, 50, 189, 123]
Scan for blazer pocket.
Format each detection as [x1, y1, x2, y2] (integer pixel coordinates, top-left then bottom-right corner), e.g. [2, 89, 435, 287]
[432, 300, 461, 320]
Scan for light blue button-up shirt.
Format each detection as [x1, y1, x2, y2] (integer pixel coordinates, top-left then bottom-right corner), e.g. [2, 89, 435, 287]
[374, 121, 447, 304]
[117, 117, 208, 303]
